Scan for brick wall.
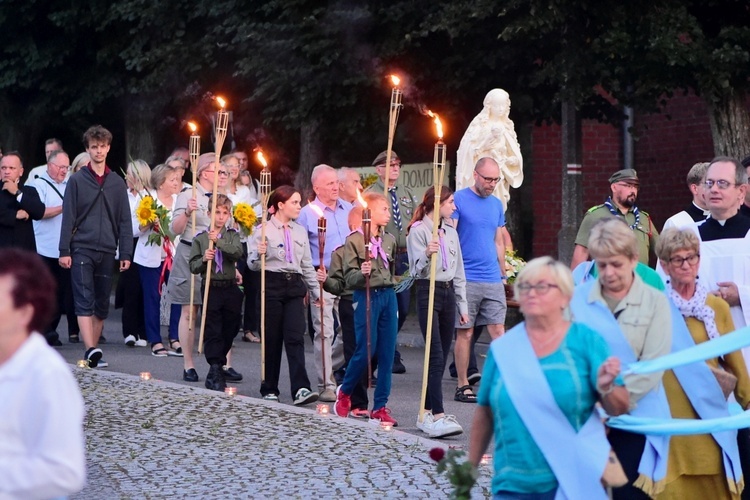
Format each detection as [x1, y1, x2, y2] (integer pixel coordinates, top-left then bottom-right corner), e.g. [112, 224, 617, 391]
[530, 92, 716, 259]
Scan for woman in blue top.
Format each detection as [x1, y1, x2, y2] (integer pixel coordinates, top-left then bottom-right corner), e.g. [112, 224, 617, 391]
[469, 257, 630, 499]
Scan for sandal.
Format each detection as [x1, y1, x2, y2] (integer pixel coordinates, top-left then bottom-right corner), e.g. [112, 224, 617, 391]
[242, 331, 261, 343]
[454, 385, 477, 403]
[169, 339, 184, 356]
[151, 345, 168, 357]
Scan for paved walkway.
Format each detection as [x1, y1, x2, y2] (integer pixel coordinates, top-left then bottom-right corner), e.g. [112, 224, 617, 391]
[70, 367, 492, 498]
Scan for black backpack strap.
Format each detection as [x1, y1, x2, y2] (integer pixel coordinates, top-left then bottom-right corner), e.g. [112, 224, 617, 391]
[71, 187, 104, 235]
[34, 175, 64, 201]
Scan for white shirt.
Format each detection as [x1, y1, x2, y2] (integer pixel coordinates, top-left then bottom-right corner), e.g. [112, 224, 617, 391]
[134, 193, 177, 268]
[0, 333, 85, 499]
[29, 171, 67, 258]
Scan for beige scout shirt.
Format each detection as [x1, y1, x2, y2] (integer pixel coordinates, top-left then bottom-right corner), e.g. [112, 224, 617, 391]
[406, 216, 468, 316]
[171, 183, 211, 243]
[587, 273, 672, 408]
[246, 216, 319, 299]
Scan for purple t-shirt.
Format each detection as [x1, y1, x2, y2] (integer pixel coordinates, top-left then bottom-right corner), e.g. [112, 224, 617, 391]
[452, 187, 505, 283]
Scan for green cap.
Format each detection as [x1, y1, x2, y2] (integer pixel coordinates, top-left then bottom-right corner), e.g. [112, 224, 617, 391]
[609, 169, 639, 185]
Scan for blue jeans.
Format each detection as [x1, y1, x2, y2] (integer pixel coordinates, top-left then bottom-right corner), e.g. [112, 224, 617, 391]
[138, 263, 180, 345]
[342, 287, 397, 409]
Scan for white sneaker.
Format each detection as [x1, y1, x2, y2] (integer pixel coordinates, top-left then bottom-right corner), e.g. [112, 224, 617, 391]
[124, 335, 136, 347]
[134, 339, 148, 347]
[423, 414, 463, 439]
[416, 411, 434, 432]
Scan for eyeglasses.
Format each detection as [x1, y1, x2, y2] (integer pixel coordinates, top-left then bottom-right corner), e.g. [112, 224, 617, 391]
[704, 179, 738, 190]
[668, 253, 700, 267]
[206, 169, 229, 177]
[476, 172, 501, 184]
[517, 283, 560, 295]
[49, 163, 70, 170]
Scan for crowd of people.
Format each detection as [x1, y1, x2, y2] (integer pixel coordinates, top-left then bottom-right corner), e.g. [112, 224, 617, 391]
[3, 123, 750, 498]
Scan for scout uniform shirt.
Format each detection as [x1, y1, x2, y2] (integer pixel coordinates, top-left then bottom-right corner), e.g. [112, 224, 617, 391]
[172, 182, 211, 243]
[575, 203, 658, 265]
[246, 216, 319, 299]
[365, 179, 419, 251]
[343, 230, 397, 289]
[323, 245, 351, 298]
[406, 216, 469, 316]
[188, 226, 243, 282]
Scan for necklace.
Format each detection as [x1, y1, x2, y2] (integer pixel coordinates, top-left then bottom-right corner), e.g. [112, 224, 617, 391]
[527, 325, 567, 354]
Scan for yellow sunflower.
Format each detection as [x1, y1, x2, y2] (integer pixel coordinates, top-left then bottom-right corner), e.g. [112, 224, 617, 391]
[136, 196, 157, 225]
[233, 202, 258, 236]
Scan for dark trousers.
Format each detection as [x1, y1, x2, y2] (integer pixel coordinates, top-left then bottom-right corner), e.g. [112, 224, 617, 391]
[202, 283, 243, 367]
[607, 428, 651, 500]
[41, 256, 79, 338]
[115, 240, 145, 339]
[449, 326, 483, 378]
[339, 297, 369, 410]
[417, 281, 455, 415]
[261, 272, 312, 399]
[138, 263, 180, 345]
[395, 252, 410, 333]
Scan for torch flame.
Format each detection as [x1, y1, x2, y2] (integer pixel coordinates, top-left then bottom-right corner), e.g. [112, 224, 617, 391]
[426, 110, 443, 139]
[356, 189, 368, 209]
[256, 151, 268, 168]
[309, 204, 324, 218]
[187, 121, 198, 133]
[215, 96, 227, 109]
[389, 74, 401, 86]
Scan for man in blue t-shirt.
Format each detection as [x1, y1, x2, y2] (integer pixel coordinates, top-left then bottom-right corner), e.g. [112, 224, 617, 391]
[451, 157, 508, 403]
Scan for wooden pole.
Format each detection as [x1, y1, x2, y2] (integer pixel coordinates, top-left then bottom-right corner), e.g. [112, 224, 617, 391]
[187, 129, 200, 333]
[317, 216, 327, 390]
[197, 105, 228, 353]
[418, 138, 446, 424]
[258, 160, 271, 382]
[382, 81, 403, 199]
[362, 207, 372, 389]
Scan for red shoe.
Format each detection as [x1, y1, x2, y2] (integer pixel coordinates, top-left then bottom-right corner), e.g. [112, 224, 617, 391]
[334, 385, 351, 418]
[370, 407, 398, 427]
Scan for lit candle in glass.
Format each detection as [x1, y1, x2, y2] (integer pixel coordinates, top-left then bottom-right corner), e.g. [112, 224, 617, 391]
[316, 404, 330, 415]
[76, 360, 88, 368]
[224, 387, 237, 396]
[480, 454, 492, 465]
[380, 421, 394, 431]
[139, 372, 152, 381]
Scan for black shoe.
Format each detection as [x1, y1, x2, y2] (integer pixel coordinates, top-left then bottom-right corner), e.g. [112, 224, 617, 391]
[69, 334, 80, 344]
[84, 347, 103, 368]
[47, 337, 62, 347]
[205, 364, 227, 391]
[183, 368, 199, 382]
[222, 367, 243, 382]
[99, 335, 107, 344]
[468, 372, 482, 385]
[392, 355, 406, 374]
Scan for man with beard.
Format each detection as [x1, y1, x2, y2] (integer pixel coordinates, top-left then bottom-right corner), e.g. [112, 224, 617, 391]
[571, 169, 658, 269]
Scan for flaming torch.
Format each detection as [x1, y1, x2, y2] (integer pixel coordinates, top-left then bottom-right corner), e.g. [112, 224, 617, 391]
[418, 110, 447, 426]
[309, 203, 328, 388]
[198, 96, 229, 353]
[357, 189, 373, 389]
[257, 150, 271, 382]
[382, 74, 403, 199]
[187, 122, 200, 331]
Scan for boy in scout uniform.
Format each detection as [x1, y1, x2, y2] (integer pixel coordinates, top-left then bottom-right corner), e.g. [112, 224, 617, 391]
[365, 150, 419, 373]
[189, 194, 244, 391]
[571, 169, 659, 269]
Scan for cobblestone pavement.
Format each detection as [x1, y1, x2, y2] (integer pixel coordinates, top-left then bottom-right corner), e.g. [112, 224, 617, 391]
[70, 367, 492, 498]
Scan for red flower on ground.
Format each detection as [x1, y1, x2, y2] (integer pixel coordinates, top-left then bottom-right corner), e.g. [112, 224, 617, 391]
[429, 447, 445, 462]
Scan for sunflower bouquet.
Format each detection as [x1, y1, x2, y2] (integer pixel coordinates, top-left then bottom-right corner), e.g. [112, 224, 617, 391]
[233, 202, 258, 237]
[136, 195, 173, 247]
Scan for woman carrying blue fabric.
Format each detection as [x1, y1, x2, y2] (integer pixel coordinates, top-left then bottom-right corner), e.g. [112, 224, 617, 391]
[469, 257, 629, 499]
[655, 228, 749, 499]
[570, 217, 673, 499]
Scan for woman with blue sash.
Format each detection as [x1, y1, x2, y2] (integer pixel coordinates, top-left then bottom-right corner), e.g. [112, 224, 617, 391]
[469, 257, 630, 499]
[570, 217, 672, 499]
[655, 228, 749, 499]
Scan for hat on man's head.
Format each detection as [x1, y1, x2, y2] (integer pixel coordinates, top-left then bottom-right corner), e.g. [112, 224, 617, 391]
[609, 169, 639, 185]
[197, 153, 216, 175]
[372, 150, 400, 167]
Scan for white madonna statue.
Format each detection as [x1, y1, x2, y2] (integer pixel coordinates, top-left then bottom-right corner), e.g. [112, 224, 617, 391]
[455, 88, 523, 209]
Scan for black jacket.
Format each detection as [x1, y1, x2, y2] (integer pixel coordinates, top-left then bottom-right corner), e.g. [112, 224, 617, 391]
[59, 167, 133, 259]
[0, 184, 45, 251]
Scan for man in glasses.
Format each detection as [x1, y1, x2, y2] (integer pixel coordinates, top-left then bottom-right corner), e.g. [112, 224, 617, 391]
[691, 157, 750, 339]
[571, 168, 658, 270]
[29, 150, 80, 347]
[451, 157, 509, 404]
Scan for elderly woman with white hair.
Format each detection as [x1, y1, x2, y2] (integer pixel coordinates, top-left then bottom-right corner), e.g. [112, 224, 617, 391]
[469, 256, 629, 499]
[571, 217, 672, 499]
[166, 153, 228, 382]
[655, 227, 749, 499]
